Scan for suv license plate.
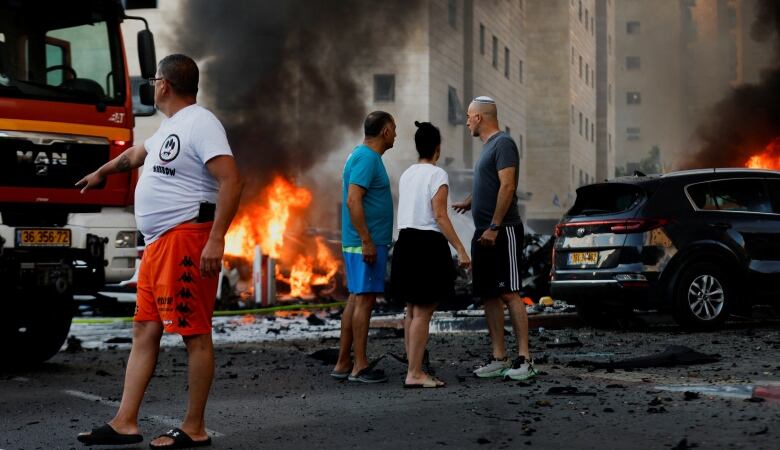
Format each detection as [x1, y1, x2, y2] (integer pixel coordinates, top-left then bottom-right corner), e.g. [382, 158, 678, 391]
[16, 228, 72, 248]
[569, 251, 598, 266]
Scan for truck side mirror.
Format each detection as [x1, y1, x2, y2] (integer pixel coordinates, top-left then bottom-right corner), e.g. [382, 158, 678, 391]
[137, 29, 156, 79]
[139, 83, 155, 106]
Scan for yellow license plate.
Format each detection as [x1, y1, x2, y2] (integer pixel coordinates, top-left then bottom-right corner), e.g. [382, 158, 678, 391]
[568, 251, 598, 266]
[16, 228, 72, 247]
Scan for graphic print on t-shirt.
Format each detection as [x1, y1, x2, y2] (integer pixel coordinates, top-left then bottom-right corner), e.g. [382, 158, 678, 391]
[159, 134, 181, 163]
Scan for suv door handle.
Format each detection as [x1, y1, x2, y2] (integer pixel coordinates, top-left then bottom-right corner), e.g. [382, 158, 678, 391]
[708, 222, 732, 230]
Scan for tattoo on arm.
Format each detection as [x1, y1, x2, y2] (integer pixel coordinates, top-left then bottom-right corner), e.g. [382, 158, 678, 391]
[116, 154, 131, 172]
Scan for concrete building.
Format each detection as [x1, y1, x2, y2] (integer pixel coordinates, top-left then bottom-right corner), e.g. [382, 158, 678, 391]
[614, 0, 774, 172]
[596, 0, 616, 183]
[524, 0, 600, 233]
[613, 0, 688, 172]
[316, 0, 529, 236]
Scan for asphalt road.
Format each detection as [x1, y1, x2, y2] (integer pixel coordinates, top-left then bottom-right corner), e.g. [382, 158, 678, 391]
[1, 321, 779, 450]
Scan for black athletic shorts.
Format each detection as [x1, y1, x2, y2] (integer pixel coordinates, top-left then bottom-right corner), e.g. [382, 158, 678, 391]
[471, 224, 524, 299]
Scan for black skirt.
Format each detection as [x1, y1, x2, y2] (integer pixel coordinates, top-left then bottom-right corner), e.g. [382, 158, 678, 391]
[390, 228, 456, 305]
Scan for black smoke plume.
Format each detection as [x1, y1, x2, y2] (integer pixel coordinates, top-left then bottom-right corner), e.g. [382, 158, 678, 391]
[684, 0, 780, 168]
[172, 0, 423, 193]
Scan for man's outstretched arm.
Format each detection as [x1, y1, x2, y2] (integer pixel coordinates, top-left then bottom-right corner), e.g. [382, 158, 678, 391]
[75, 143, 148, 193]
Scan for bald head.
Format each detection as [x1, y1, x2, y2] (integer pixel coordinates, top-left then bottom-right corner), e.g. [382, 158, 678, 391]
[466, 96, 500, 139]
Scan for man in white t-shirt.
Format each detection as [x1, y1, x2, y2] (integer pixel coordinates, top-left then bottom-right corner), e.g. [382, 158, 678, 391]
[76, 54, 243, 449]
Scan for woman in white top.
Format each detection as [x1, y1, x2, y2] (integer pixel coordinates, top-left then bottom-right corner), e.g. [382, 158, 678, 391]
[391, 121, 470, 388]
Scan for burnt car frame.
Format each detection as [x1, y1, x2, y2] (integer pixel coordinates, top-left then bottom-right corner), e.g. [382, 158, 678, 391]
[550, 168, 780, 328]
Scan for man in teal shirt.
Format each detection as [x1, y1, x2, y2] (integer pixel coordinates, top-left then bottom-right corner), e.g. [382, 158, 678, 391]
[333, 111, 396, 383]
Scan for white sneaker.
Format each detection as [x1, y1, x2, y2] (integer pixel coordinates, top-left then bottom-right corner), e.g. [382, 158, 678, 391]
[503, 356, 538, 381]
[473, 357, 510, 378]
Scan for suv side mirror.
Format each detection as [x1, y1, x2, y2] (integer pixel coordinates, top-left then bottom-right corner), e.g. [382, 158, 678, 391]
[137, 29, 156, 79]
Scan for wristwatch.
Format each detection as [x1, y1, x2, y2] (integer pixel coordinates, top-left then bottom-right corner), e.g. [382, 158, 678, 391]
[489, 223, 500, 231]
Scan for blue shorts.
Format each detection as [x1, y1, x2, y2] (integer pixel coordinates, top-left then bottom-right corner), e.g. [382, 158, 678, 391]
[342, 245, 389, 295]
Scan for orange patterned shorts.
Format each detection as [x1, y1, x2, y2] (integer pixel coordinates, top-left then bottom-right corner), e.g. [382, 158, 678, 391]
[134, 222, 218, 335]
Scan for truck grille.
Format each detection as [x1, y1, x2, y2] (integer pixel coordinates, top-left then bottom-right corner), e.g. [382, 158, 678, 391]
[0, 131, 110, 189]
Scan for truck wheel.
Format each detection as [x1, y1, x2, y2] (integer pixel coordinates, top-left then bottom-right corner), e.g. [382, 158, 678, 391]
[2, 294, 74, 365]
[672, 262, 731, 329]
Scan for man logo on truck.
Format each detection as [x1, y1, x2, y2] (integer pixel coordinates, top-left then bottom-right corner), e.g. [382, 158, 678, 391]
[16, 150, 68, 176]
[159, 134, 180, 163]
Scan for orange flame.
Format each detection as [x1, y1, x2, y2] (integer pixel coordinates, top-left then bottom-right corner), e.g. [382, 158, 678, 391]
[278, 237, 341, 298]
[745, 138, 780, 170]
[224, 175, 342, 300]
[225, 176, 312, 259]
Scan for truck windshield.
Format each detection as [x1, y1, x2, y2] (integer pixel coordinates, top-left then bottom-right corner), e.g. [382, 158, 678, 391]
[0, 1, 125, 105]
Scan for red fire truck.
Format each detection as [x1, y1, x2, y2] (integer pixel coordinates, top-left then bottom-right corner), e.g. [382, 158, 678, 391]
[0, 0, 156, 363]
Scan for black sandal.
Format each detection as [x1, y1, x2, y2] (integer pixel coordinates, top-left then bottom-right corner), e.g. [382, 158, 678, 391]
[77, 423, 143, 445]
[149, 428, 211, 449]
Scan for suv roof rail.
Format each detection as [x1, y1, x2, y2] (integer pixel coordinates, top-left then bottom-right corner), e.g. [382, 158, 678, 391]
[661, 167, 780, 178]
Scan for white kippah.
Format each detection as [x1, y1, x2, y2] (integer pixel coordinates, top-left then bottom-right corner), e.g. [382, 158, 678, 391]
[473, 96, 496, 104]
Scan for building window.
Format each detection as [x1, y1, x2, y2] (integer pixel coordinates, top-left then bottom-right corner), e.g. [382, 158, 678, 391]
[626, 56, 641, 70]
[591, 123, 595, 142]
[608, 35, 612, 55]
[627, 21, 640, 34]
[492, 36, 498, 68]
[579, 112, 583, 135]
[448, 0, 457, 29]
[571, 104, 575, 124]
[627, 91, 642, 105]
[592, 68, 595, 88]
[608, 83, 612, 104]
[579, 169, 584, 186]
[627, 127, 641, 141]
[585, 117, 589, 140]
[519, 59, 524, 83]
[578, 0, 582, 21]
[585, 63, 589, 84]
[373, 74, 395, 102]
[504, 47, 510, 78]
[505, 126, 511, 136]
[571, 46, 575, 65]
[448, 86, 465, 125]
[479, 24, 485, 55]
[585, 9, 589, 30]
[591, 17, 595, 35]
[579, 55, 583, 78]
[609, 133, 613, 153]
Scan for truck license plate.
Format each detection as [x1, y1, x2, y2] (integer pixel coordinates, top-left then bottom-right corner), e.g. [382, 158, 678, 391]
[16, 228, 72, 247]
[568, 251, 598, 266]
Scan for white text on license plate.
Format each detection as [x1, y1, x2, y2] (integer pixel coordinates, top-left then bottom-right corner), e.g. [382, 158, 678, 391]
[569, 251, 598, 266]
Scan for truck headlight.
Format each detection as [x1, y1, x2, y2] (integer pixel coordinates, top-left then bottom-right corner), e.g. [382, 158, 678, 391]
[115, 231, 137, 248]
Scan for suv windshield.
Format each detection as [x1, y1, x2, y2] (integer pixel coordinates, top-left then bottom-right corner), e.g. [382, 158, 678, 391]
[0, 1, 125, 105]
[568, 183, 644, 216]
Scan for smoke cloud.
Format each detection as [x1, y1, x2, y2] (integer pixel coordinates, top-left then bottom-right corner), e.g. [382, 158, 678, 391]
[172, 0, 423, 193]
[683, 0, 780, 168]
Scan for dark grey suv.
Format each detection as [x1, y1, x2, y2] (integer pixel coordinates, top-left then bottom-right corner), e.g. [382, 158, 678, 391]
[550, 168, 780, 328]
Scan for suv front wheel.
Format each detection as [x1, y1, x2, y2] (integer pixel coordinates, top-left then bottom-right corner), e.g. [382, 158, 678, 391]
[672, 262, 732, 329]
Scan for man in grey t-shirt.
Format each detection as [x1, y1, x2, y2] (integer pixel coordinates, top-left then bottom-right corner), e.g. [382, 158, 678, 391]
[453, 96, 536, 381]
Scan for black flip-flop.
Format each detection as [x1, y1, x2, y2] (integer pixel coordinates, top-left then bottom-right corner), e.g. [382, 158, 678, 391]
[77, 423, 143, 445]
[149, 428, 211, 449]
[348, 368, 388, 383]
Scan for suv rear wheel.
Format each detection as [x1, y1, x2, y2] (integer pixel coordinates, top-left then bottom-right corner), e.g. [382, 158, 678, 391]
[672, 262, 731, 329]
